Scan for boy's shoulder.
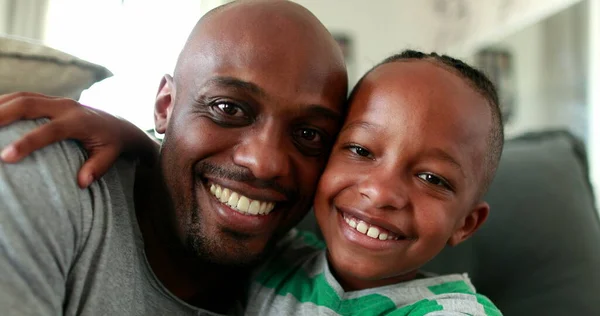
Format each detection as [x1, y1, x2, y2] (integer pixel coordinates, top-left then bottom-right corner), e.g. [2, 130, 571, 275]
[379, 273, 502, 316]
[248, 230, 502, 316]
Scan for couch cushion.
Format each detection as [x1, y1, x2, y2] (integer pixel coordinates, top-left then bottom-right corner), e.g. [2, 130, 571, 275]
[423, 130, 600, 315]
[0, 36, 112, 100]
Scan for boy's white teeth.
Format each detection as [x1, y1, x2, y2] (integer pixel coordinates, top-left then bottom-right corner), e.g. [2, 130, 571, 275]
[209, 183, 275, 215]
[343, 213, 400, 241]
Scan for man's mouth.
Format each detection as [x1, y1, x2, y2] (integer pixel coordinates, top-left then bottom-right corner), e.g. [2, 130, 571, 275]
[342, 213, 407, 241]
[209, 182, 276, 216]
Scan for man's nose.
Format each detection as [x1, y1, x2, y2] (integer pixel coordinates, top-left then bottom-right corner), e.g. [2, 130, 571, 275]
[357, 167, 409, 211]
[232, 124, 291, 181]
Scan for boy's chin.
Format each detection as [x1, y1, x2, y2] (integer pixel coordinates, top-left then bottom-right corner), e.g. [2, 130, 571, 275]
[327, 251, 420, 291]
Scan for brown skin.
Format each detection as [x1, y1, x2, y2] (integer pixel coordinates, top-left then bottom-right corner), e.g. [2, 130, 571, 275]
[137, 0, 347, 312]
[314, 60, 490, 291]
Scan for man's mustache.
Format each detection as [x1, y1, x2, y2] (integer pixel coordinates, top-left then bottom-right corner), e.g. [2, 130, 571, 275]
[194, 162, 296, 201]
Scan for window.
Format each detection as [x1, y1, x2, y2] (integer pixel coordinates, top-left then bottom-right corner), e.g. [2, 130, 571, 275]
[44, 0, 203, 129]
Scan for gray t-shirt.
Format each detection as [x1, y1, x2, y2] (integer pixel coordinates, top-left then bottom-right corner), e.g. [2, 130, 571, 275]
[0, 120, 225, 315]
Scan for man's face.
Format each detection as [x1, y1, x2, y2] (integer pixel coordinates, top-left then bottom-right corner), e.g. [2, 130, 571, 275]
[314, 60, 490, 290]
[154, 13, 347, 266]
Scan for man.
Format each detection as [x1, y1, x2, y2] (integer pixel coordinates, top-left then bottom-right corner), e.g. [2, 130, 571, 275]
[0, 1, 347, 314]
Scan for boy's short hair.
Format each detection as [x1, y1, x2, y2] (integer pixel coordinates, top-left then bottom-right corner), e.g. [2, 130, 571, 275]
[349, 50, 504, 199]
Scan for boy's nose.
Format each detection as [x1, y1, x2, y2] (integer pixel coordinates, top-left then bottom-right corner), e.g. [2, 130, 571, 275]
[357, 171, 408, 211]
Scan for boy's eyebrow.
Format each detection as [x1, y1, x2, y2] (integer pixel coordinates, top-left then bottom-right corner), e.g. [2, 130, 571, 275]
[424, 148, 465, 177]
[340, 121, 381, 133]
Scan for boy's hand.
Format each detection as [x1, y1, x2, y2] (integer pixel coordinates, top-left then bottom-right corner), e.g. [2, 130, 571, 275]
[0, 92, 158, 188]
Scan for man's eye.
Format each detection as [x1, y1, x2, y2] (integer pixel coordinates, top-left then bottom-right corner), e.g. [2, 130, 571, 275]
[215, 102, 245, 117]
[348, 145, 373, 158]
[293, 128, 323, 145]
[417, 173, 451, 189]
[292, 127, 328, 156]
[298, 128, 320, 142]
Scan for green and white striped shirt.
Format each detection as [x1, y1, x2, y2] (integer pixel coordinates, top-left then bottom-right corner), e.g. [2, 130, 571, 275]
[246, 230, 501, 316]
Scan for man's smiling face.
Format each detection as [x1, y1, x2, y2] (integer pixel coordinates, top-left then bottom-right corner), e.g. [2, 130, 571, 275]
[154, 1, 348, 266]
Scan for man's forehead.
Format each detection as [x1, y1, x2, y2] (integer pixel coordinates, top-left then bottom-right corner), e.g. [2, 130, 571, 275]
[172, 0, 347, 115]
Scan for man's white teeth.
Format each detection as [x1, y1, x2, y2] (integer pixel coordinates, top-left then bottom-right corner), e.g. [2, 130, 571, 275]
[209, 183, 275, 215]
[343, 214, 399, 241]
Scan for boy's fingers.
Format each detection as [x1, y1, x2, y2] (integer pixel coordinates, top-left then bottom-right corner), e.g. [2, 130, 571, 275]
[0, 92, 63, 104]
[0, 92, 41, 104]
[0, 98, 30, 126]
[77, 148, 120, 188]
[0, 95, 76, 126]
[0, 121, 69, 162]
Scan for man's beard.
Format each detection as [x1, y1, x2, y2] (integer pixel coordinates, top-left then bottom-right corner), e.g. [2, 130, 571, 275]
[182, 197, 273, 269]
[158, 134, 296, 270]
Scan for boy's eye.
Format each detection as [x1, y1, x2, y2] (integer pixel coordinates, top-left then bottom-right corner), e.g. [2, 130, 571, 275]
[348, 145, 373, 159]
[417, 173, 451, 189]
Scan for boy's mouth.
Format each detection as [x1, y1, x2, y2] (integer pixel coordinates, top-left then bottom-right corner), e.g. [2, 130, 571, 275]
[208, 182, 276, 215]
[341, 212, 411, 241]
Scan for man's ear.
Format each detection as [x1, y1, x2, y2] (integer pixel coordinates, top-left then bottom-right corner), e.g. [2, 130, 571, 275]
[447, 202, 489, 246]
[154, 74, 175, 134]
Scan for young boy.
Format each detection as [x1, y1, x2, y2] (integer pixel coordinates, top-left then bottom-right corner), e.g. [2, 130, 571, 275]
[244, 50, 503, 315]
[0, 50, 503, 315]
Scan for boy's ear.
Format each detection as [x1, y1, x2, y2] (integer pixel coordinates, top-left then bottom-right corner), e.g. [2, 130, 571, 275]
[447, 202, 489, 246]
[154, 74, 175, 134]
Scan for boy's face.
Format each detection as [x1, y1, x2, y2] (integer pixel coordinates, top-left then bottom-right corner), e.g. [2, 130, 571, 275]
[314, 60, 491, 290]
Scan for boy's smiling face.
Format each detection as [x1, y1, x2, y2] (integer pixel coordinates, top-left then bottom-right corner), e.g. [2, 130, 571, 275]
[314, 60, 492, 291]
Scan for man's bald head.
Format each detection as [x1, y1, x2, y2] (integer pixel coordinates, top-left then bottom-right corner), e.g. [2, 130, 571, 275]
[173, 0, 347, 97]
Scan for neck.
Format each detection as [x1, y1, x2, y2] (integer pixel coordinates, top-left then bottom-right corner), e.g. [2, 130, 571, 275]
[326, 252, 419, 292]
[134, 165, 249, 313]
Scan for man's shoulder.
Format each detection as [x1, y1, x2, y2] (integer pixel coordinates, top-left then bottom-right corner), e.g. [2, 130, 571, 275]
[0, 119, 138, 254]
[0, 119, 85, 164]
[0, 119, 137, 208]
[0, 120, 145, 315]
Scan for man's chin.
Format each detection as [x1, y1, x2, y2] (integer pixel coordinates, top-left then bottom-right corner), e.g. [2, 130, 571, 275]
[185, 231, 272, 268]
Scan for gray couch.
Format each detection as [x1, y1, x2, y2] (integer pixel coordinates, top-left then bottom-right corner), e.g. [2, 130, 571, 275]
[296, 130, 600, 315]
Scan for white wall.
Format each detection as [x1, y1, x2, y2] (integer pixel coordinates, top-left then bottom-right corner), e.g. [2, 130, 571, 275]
[294, 0, 583, 85]
[44, 0, 208, 129]
[491, 2, 588, 140]
[588, 0, 600, 207]
[0, 0, 8, 35]
[291, 0, 435, 85]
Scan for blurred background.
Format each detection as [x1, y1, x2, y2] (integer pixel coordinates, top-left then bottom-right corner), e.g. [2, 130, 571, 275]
[1, 0, 598, 206]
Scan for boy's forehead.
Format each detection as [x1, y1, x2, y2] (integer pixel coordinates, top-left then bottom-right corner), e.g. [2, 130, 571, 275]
[350, 60, 488, 117]
[345, 59, 492, 181]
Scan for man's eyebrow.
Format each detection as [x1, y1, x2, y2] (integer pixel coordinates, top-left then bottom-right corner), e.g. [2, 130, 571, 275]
[205, 77, 341, 121]
[304, 105, 342, 122]
[206, 76, 266, 97]
[425, 148, 465, 177]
